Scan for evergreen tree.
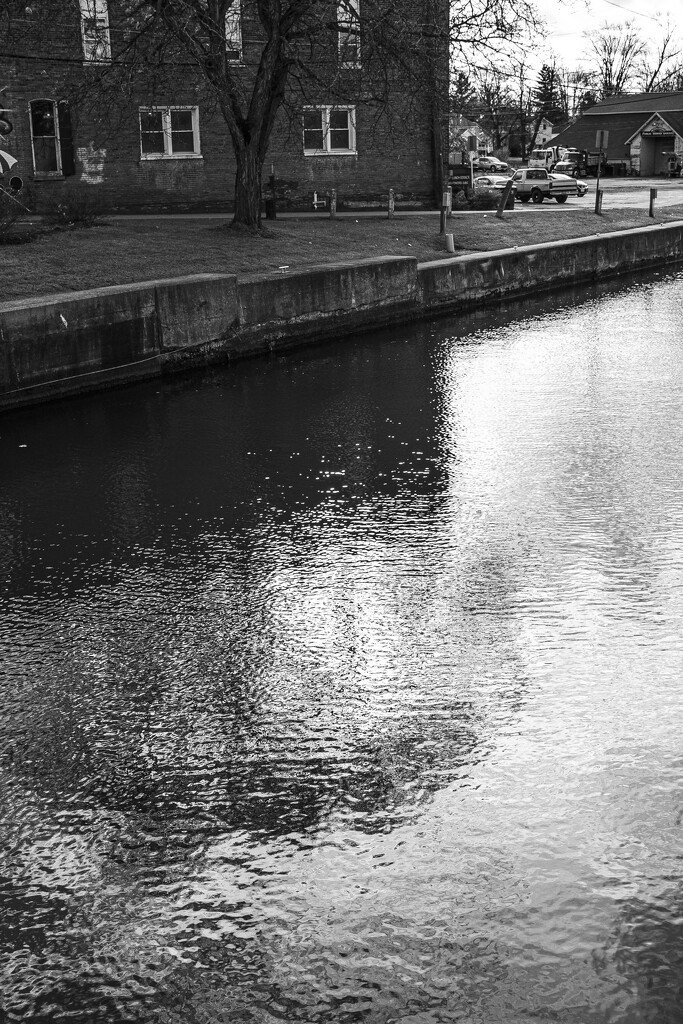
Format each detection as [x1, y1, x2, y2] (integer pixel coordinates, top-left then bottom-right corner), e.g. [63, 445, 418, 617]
[533, 63, 567, 126]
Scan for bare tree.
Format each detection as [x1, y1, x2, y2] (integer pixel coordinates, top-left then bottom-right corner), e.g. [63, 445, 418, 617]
[584, 21, 647, 98]
[633, 20, 683, 93]
[1, 0, 540, 226]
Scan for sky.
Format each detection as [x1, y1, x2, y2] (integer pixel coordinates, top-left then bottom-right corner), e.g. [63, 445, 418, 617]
[536, 0, 682, 66]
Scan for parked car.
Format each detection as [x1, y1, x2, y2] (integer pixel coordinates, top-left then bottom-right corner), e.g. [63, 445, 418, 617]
[575, 180, 588, 197]
[474, 156, 509, 173]
[473, 175, 516, 208]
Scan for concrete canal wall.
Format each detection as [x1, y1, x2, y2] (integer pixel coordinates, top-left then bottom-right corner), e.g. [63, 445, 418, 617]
[2, 222, 683, 410]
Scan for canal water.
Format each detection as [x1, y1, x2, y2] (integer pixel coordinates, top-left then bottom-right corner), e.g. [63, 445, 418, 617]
[1, 269, 682, 1024]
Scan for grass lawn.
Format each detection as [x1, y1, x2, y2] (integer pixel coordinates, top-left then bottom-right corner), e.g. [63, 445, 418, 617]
[3, 204, 683, 302]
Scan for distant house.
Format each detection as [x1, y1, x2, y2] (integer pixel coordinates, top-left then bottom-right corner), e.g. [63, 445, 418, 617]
[449, 116, 495, 165]
[552, 92, 683, 176]
[535, 118, 554, 146]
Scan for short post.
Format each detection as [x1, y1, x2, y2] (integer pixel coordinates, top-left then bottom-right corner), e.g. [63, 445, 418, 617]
[329, 189, 337, 219]
[265, 172, 277, 220]
[495, 178, 514, 220]
[595, 189, 603, 215]
[439, 206, 447, 234]
[446, 233, 455, 253]
[442, 188, 452, 219]
[649, 187, 657, 217]
[388, 188, 395, 218]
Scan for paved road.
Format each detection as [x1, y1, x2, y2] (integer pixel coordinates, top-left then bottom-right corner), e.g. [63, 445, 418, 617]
[516, 177, 683, 212]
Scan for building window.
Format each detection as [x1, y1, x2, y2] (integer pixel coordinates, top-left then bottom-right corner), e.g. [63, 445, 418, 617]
[303, 107, 356, 155]
[225, 2, 242, 63]
[139, 107, 201, 159]
[80, 0, 111, 62]
[29, 99, 75, 177]
[338, 0, 360, 68]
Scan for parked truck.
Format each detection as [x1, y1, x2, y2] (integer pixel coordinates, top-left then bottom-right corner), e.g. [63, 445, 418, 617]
[552, 149, 603, 178]
[528, 146, 566, 171]
[512, 167, 579, 203]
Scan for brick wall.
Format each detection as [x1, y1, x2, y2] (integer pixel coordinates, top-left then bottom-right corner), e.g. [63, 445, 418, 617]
[2, 1, 442, 213]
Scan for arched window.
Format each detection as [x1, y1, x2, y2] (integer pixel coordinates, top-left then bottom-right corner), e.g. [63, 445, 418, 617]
[29, 99, 75, 178]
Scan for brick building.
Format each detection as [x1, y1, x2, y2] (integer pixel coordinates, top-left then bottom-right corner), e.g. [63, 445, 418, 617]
[0, 0, 448, 213]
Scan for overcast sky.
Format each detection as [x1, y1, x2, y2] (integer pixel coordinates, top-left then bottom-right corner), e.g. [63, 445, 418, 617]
[536, 0, 682, 66]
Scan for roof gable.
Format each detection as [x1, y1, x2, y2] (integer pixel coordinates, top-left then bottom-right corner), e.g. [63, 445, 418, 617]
[625, 112, 678, 143]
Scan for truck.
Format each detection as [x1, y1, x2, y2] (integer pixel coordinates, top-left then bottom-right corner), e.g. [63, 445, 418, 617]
[512, 167, 579, 203]
[528, 146, 567, 171]
[553, 149, 603, 178]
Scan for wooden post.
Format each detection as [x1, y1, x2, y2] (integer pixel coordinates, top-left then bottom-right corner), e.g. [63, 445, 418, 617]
[388, 188, 395, 218]
[649, 187, 657, 217]
[495, 178, 514, 219]
[329, 189, 337, 219]
[594, 130, 608, 215]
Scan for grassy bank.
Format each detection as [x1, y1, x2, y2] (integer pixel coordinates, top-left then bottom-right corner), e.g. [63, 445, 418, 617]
[3, 204, 683, 302]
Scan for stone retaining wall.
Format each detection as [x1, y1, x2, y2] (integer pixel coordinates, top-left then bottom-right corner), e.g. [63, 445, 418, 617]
[2, 223, 683, 411]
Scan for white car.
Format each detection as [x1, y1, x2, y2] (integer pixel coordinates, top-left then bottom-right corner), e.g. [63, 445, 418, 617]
[475, 156, 509, 173]
[474, 175, 516, 195]
[473, 175, 516, 207]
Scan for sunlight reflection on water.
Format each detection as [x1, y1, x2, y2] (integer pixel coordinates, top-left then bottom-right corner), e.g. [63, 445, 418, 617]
[1, 270, 683, 1023]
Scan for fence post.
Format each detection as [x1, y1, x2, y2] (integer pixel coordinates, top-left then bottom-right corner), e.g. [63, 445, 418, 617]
[329, 189, 337, 219]
[495, 178, 514, 220]
[649, 187, 657, 217]
[388, 188, 395, 218]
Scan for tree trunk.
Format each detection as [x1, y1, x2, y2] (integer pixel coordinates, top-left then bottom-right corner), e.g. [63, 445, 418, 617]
[232, 144, 263, 228]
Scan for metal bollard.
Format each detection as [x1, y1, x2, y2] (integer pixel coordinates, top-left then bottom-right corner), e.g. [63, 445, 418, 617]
[446, 233, 455, 253]
[649, 187, 657, 217]
[388, 188, 395, 218]
[595, 188, 603, 215]
[439, 207, 447, 234]
[329, 189, 337, 219]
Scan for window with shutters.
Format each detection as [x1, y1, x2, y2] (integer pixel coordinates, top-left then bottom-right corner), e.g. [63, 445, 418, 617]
[139, 107, 201, 159]
[29, 99, 75, 177]
[337, 0, 360, 68]
[225, 2, 242, 63]
[303, 106, 356, 155]
[80, 0, 111, 62]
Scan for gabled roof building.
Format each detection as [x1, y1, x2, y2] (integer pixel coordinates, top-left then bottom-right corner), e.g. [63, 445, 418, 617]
[552, 92, 683, 176]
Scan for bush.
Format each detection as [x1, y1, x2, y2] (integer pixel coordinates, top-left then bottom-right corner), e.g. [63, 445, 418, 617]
[469, 191, 501, 210]
[451, 189, 470, 210]
[43, 184, 103, 227]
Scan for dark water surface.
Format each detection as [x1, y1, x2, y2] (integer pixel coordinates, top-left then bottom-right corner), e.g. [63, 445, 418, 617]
[1, 271, 683, 1023]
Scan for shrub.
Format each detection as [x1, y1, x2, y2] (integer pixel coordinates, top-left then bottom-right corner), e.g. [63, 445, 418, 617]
[43, 184, 103, 227]
[451, 189, 470, 211]
[469, 191, 501, 210]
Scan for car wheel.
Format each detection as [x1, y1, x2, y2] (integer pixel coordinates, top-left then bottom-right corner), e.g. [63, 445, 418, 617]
[555, 195, 568, 204]
[531, 188, 544, 204]
[519, 195, 530, 203]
